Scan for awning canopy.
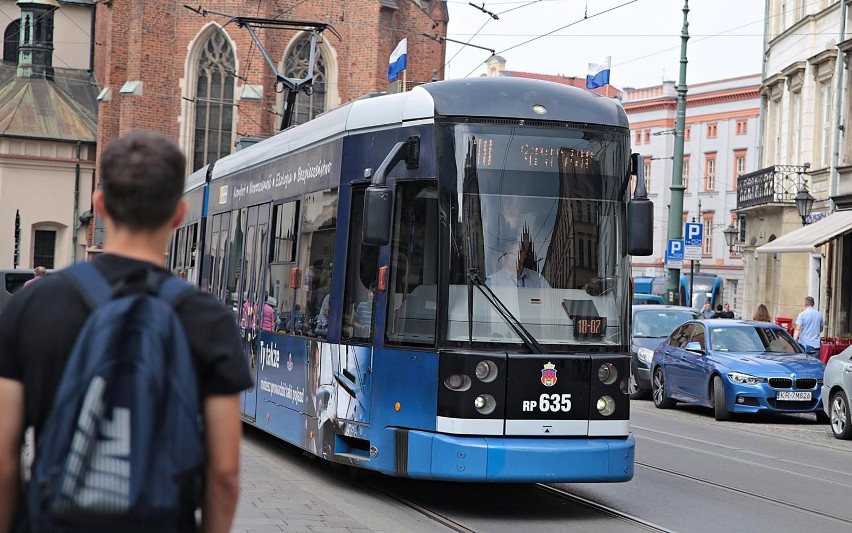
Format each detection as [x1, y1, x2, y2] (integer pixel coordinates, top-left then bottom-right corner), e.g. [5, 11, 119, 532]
[756, 210, 852, 254]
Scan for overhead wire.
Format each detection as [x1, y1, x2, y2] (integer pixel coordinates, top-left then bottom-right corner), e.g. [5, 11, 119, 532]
[461, 0, 638, 77]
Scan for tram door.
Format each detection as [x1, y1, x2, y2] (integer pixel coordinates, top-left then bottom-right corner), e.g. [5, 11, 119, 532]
[336, 188, 379, 428]
[239, 203, 271, 420]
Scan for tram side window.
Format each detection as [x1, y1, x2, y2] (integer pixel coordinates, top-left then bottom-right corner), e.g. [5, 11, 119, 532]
[209, 213, 230, 302]
[386, 182, 439, 346]
[342, 189, 379, 342]
[293, 189, 338, 338]
[225, 209, 244, 317]
[268, 201, 299, 333]
[171, 224, 197, 280]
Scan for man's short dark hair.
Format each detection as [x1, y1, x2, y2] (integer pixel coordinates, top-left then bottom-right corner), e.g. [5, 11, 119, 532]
[805, 296, 815, 306]
[100, 131, 186, 230]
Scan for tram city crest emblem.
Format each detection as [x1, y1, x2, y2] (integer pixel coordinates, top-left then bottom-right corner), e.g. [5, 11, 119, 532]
[541, 362, 558, 387]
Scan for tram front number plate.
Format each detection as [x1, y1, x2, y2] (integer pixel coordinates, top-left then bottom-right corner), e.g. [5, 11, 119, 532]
[777, 391, 811, 401]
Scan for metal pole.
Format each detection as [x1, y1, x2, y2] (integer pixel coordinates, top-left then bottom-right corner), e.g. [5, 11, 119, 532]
[690, 213, 697, 309]
[690, 260, 695, 308]
[829, 0, 847, 211]
[666, 0, 689, 305]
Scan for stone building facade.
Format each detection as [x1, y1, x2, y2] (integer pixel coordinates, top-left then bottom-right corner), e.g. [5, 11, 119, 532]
[0, 0, 98, 270]
[622, 76, 761, 314]
[741, 0, 852, 335]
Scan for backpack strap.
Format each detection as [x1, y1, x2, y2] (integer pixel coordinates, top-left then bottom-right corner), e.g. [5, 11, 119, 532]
[62, 261, 114, 311]
[157, 276, 197, 310]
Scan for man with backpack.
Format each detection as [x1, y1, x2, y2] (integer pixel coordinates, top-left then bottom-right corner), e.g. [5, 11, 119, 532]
[0, 131, 251, 532]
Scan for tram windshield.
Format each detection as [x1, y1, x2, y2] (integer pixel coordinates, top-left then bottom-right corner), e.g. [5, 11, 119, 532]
[445, 124, 631, 348]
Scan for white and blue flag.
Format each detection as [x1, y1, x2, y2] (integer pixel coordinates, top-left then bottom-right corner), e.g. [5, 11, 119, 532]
[388, 38, 408, 81]
[586, 56, 611, 90]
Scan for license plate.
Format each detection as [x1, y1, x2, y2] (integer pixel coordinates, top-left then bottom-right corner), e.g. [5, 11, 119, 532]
[777, 391, 812, 401]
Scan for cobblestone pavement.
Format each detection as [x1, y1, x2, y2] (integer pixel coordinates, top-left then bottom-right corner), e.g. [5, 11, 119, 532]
[233, 429, 450, 533]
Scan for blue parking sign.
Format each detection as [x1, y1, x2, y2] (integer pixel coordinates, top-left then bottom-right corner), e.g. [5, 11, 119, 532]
[684, 223, 703, 247]
[666, 239, 684, 261]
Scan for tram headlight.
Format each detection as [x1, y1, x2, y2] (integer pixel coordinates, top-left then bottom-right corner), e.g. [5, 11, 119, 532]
[475, 360, 498, 383]
[598, 363, 618, 385]
[474, 394, 497, 415]
[596, 395, 616, 416]
[444, 374, 472, 391]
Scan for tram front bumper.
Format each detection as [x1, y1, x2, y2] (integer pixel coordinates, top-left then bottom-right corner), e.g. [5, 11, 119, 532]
[380, 428, 635, 482]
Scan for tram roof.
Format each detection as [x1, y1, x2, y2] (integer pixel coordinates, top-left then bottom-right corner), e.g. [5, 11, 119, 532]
[209, 77, 628, 182]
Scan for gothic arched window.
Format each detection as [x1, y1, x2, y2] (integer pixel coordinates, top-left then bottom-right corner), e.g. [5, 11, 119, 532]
[192, 31, 235, 172]
[3, 20, 20, 64]
[283, 35, 327, 126]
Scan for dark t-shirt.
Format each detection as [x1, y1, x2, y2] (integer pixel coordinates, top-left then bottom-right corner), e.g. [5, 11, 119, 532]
[0, 254, 252, 530]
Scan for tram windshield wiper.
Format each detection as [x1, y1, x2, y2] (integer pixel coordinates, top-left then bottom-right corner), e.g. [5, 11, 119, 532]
[467, 270, 544, 354]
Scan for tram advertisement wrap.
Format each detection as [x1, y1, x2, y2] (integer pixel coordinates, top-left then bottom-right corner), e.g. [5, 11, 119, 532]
[257, 333, 308, 413]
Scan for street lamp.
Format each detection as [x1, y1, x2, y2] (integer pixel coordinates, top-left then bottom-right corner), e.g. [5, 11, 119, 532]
[795, 186, 815, 225]
[723, 224, 738, 252]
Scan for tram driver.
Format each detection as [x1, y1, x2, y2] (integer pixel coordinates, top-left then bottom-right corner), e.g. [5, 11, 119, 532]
[486, 234, 551, 289]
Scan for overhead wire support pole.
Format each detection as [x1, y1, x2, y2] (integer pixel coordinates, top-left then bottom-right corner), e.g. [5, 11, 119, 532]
[469, 2, 500, 20]
[665, 0, 689, 306]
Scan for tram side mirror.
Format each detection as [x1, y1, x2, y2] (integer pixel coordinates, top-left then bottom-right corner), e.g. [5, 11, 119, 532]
[628, 153, 654, 256]
[363, 185, 392, 246]
[362, 137, 419, 247]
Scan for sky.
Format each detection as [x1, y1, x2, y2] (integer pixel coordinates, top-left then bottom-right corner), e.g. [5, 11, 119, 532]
[443, 0, 766, 88]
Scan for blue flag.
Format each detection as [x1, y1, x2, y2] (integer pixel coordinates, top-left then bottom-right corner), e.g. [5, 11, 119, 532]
[388, 38, 408, 81]
[586, 57, 611, 90]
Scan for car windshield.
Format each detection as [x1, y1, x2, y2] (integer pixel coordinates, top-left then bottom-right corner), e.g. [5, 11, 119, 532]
[708, 326, 802, 353]
[633, 310, 699, 338]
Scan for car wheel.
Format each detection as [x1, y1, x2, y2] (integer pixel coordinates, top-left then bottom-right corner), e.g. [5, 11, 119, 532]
[652, 367, 676, 409]
[713, 376, 733, 421]
[830, 391, 852, 440]
[628, 367, 650, 400]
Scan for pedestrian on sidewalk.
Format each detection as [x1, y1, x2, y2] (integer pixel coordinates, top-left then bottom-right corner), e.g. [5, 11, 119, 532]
[22, 266, 46, 288]
[793, 296, 824, 354]
[752, 304, 771, 323]
[0, 131, 251, 532]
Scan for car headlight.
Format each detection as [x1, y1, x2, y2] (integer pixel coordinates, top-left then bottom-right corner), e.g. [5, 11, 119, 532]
[637, 347, 654, 365]
[726, 372, 766, 385]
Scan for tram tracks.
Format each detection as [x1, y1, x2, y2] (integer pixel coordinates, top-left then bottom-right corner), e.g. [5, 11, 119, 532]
[364, 481, 476, 533]
[534, 483, 673, 532]
[635, 460, 852, 527]
[366, 478, 672, 532]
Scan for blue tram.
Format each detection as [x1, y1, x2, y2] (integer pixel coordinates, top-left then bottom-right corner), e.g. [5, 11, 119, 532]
[173, 77, 653, 482]
[633, 274, 723, 309]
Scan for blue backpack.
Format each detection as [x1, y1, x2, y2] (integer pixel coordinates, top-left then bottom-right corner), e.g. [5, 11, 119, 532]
[27, 262, 205, 531]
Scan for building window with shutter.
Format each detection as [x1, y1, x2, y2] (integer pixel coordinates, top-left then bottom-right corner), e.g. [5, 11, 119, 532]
[704, 153, 716, 191]
[702, 215, 713, 257]
[33, 229, 56, 269]
[706, 122, 718, 138]
[3, 19, 19, 64]
[733, 150, 746, 189]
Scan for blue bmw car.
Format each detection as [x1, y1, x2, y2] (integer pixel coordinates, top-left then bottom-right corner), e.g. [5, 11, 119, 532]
[651, 319, 827, 421]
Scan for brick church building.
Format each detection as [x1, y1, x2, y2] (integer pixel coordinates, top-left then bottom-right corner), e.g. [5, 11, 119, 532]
[91, 0, 448, 248]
